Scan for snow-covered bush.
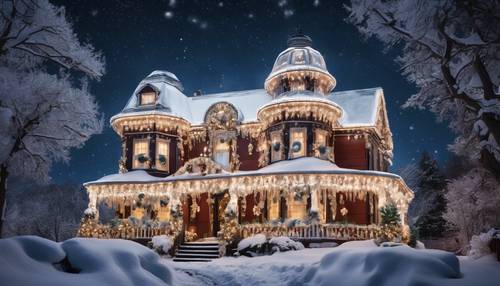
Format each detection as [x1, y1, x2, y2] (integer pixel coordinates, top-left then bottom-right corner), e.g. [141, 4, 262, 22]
[444, 168, 500, 252]
[0, 236, 175, 286]
[150, 235, 174, 255]
[237, 233, 267, 253]
[469, 229, 500, 259]
[295, 245, 460, 286]
[269, 236, 304, 252]
[237, 234, 304, 257]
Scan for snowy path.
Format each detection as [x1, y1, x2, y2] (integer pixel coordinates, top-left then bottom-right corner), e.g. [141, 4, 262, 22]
[164, 248, 326, 286]
[163, 248, 500, 286]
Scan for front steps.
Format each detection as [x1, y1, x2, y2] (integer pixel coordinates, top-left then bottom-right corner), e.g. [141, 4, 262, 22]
[173, 241, 221, 262]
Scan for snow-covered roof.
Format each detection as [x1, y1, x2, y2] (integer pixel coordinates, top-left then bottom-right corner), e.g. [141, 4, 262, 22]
[111, 70, 192, 123]
[111, 70, 383, 128]
[266, 46, 332, 82]
[85, 157, 401, 186]
[258, 91, 343, 115]
[328, 87, 383, 127]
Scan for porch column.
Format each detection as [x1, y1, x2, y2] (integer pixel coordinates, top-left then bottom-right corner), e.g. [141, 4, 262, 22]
[87, 190, 99, 220]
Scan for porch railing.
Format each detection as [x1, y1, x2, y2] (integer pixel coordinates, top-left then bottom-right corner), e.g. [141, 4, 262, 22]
[89, 225, 170, 239]
[239, 223, 381, 241]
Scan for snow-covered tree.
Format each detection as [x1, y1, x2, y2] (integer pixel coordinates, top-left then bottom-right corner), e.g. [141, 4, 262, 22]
[0, 0, 105, 235]
[444, 167, 500, 253]
[346, 0, 500, 176]
[411, 152, 447, 238]
[3, 181, 87, 241]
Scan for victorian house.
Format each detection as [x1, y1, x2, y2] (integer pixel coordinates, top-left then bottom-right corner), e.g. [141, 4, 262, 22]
[80, 34, 412, 251]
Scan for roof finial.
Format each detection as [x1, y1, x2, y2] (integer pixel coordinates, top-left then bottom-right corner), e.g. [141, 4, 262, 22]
[287, 28, 312, 48]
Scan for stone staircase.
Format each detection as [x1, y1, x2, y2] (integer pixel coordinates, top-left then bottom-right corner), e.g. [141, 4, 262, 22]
[173, 241, 221, 262]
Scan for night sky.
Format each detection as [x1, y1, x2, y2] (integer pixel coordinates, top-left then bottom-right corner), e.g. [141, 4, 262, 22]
[51, 0, 454, 184]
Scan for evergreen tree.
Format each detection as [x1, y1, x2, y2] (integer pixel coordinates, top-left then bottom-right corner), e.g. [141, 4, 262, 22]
[380, 203, 401, 225]
[411, 152, 447, 238]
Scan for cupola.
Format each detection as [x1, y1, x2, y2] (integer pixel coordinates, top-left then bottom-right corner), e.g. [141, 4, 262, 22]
[265, 33, 336, 97]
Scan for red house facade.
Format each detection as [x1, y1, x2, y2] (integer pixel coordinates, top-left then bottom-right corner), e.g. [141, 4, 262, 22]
[81, 34, 412, 244]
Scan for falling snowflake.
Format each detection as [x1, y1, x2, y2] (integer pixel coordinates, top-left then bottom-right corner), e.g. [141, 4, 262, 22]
[248, 13, 254, 19]
[409, 125, 414, 130]
[91, 10, 98, 17]
[164, 11, 174, 19]
[284, 9, 294, 18]
[188, 16, 199, 24]
[313, 0, 320, 6]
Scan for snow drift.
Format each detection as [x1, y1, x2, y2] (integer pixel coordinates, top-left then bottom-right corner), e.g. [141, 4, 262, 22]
[294, 243, 461, 286]
[0, 236, 175, 286]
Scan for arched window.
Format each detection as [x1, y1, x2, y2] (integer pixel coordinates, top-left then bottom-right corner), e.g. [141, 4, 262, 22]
[213, 137, 230, 169]
[138, 86, 156, 106]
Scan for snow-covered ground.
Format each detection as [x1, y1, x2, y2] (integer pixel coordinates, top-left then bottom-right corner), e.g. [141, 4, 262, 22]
[1, 236, 499, 286]
[0, 236, 177, 286]
[167, 241, 500, 286]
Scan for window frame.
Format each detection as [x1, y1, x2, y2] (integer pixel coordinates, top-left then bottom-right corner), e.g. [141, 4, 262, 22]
[270, 130, 283, 162]
[139, 90, 157, 106]
[155, 138, 170, 172]
[213, 137, 230, 169]
[289, 127, 307, 159]
[133, 138, 150, 169]
[314, 129, 328, 159]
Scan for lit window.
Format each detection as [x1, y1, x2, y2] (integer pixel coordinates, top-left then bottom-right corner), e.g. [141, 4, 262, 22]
[140, 92, 156, 105]
[270, 131, 282, 162]
[291, 49, 306, 65]
[156, 138, 169, 171]
[133, 139, 149, 169]
[274, 54, 289, 70]
[213, 138, 230, 169]
[315, 129, 328, 159]
[289, 128, 306, 158]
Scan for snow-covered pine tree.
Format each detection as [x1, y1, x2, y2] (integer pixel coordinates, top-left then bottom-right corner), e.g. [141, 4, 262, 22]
[0, 0, 105, 236]
[411, 152, 447, 238]
[346, 0, 500, 178]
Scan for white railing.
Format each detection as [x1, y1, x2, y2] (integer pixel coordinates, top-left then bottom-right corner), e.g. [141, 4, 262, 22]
[239, 223, 381, 241]
[88, 225, 170, 239]
[132, 226, 167, 238]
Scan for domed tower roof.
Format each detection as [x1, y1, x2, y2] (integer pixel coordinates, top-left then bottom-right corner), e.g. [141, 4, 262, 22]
[110, 70, 192, 137]
[265, 33, 336, 97]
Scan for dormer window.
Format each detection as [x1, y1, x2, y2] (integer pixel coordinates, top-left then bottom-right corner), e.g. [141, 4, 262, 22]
[139, 86, 157, 106]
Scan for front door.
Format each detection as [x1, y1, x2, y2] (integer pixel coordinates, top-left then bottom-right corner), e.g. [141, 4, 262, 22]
[212, 191, 228, 237]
